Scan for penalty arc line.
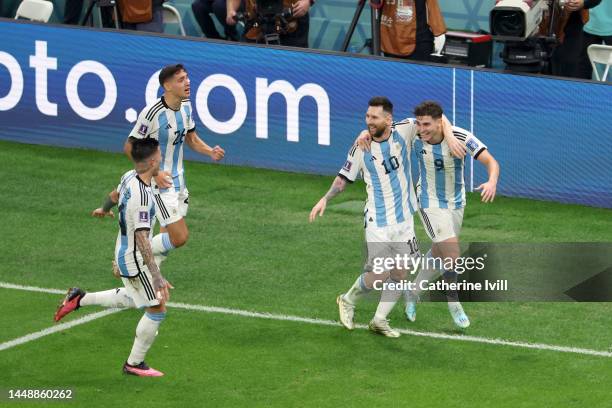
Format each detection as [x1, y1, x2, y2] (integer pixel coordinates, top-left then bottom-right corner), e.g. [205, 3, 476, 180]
[1, 281, 612, 358]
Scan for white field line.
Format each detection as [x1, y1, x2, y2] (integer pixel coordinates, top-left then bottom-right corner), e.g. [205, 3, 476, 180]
[0, 308, 122, 352]
[2, 281, 611, 358]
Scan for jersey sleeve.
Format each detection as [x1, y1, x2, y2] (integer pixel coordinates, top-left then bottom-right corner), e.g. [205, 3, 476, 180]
[460, 131, 487, 159]
[338, 144, 364, 182]
[394, 118, 418, 144]
[128, 188, 153, 232]
[185, 101, 196, 132]
[128, 109, 154, 140]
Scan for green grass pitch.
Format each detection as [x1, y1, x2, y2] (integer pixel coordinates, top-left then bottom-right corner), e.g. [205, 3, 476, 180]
[1, 140, 611, 407]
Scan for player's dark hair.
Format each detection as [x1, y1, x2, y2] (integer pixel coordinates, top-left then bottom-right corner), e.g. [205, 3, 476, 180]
[159, 64, 186, 86]
[414, 100, 443, 119]
[368, 96, 393, 114]
[131, 138, 159, 163]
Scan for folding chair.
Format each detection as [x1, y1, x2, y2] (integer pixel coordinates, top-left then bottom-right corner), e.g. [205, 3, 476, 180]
[14, 0, 54, 22]
[162, 3, 186, 36]
[587, 44, 612, 82]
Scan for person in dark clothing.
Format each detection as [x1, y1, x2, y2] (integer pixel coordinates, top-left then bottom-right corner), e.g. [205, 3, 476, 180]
[192, 0, 238, 40]
[226, 0, 310, 48]
[64, 0, 114, 26]
[578, 0, 612, 79]
[550, 0, 601, 78]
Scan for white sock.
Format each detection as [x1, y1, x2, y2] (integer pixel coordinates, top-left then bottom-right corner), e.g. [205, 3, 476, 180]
[404, 249, 443, 303]
[80, 288, 135, 308]
[344, 273, 372, 305]
[374, 278, 402, 320]
[151, 233, 175, 267]
[127, 311, 166, 366]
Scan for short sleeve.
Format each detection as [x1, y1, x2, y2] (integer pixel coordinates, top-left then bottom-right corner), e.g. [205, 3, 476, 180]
[338, 144, 364, 182]
[129, 109, 153, 140]
[131, 203, 152, 231]
[127, 185, 153, 231]
[463, 132, 487, 159]
[185, 101, 196, 132]
[394, 118, 418, 145]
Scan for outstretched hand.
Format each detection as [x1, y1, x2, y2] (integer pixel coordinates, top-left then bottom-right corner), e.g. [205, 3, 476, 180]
[309, 198, 327, 222]
[475, 180, 496, 203]
[92, 208, 114, 218]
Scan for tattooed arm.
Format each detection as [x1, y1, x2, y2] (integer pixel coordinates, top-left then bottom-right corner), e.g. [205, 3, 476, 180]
[135, 230, 171, 302]
[309, 176, 349, 222]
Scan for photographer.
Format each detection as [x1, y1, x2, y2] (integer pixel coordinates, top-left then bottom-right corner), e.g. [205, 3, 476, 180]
[226, 0, 311, 47]
[380, 0, 446, 61]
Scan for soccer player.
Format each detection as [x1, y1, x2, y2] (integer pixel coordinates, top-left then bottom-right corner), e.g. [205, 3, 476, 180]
[54, 138, 174, 377]
[309, 96, 462, 338]
[124, 64, 225, 267]
[358, 100, 499, 328]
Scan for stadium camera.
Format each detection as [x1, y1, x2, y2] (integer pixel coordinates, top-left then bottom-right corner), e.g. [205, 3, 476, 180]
[489, 0, 560, 73]
[489, 0, 549, 42]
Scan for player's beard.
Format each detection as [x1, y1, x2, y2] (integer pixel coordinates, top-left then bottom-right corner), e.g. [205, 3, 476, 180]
[370, 124, 387, 139]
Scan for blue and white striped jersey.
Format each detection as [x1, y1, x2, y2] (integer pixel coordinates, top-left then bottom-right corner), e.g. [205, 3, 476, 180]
[114, 170, 156, 278]
[409, 121, 487, 210]
[129, 96, 196, 192]
[338, 129, 418, 228]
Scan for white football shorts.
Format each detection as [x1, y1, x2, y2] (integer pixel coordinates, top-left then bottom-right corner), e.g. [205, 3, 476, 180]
[121, 266, 161, 308]
[418, 207, 464, 243]
[364, 218, 421, 274]
[153, 188, 189, 227]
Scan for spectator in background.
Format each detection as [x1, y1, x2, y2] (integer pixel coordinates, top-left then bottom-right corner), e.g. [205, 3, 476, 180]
[192, 0, 239, 40]
[64, 0, 114, 26]
[579, 0, 612, 79]
[120, 0, 165, 33]
[380, 0, 446, 61]
[226, 0, 311, 47]
[549, 0, 601, 78]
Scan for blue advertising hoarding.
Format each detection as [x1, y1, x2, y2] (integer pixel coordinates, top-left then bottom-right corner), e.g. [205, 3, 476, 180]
[0, 20, 611, 208]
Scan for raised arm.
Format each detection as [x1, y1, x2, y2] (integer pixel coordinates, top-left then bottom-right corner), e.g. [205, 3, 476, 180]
[135, 230, 172, 302]
[185, 130, 225, 161]
[309, 176, 349, 222]
[475, 150, 500, 203]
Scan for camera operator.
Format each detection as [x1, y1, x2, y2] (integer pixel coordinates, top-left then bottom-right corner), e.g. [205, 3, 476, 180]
[380, 0, 446, 61]
[549, 0, 601, 78]
[226, 0, 311, 47]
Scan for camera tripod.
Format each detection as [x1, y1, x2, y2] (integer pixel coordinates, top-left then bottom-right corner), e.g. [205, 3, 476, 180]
[341, 0, 383, 55]
[499, 0, 562, 73]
